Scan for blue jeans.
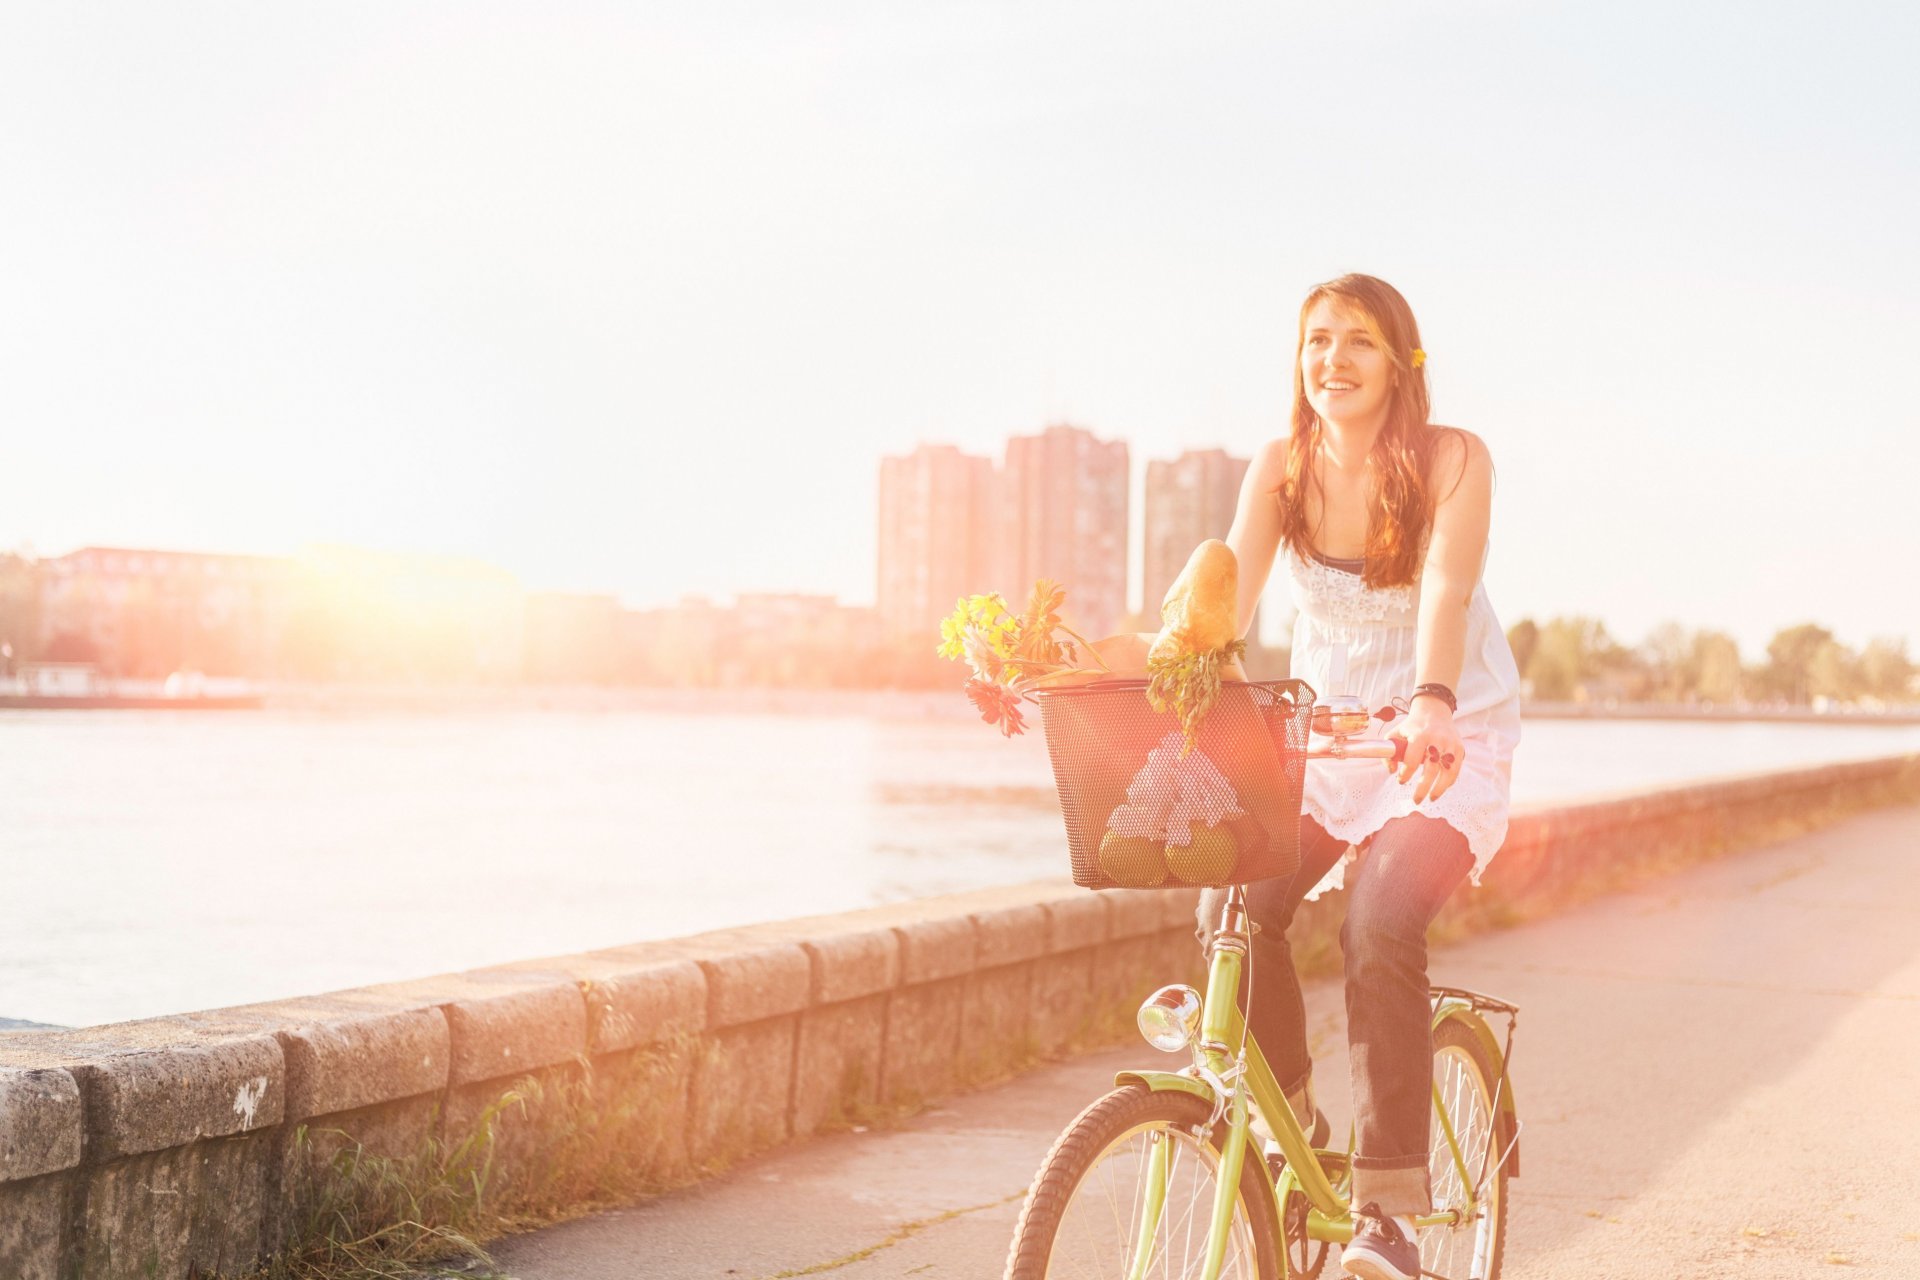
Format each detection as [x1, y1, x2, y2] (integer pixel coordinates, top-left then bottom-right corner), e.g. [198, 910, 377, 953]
[1195, 813, 1473, 1216]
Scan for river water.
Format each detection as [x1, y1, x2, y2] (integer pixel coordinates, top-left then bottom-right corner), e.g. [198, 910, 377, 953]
[6, 702, 1919, 1028]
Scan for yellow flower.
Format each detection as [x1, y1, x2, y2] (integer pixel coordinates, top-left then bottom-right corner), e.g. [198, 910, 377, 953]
[936, 599, 971, 659]
[962, 628, 1004, 680]
[938, 591, 1016, 660]
[1411, 347, 1427, 368]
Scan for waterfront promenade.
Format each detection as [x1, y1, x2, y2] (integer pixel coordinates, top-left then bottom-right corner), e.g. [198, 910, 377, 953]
[2, 756, 1915, 1278]
[492, 802, 1920, 1279]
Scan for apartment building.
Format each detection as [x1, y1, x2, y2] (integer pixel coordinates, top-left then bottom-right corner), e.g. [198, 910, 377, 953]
[1000, 424, 1129, 639]
[876, 443, 999, 647]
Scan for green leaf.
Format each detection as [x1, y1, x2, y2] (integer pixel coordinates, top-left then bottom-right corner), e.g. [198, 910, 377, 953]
[1145, 639, 1249, 754]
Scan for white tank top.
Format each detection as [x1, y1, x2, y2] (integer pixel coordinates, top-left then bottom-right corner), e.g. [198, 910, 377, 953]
[1279, 544, 1523, 899]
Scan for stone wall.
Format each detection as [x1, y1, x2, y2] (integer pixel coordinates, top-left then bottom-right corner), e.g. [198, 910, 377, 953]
[2, 752, 1916, 1278]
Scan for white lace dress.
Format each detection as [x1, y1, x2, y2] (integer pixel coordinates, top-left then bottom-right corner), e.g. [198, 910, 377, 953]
[1280, 544, 1522, 900]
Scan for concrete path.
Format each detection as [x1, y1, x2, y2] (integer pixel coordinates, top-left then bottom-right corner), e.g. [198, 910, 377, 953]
[487, 804, 1920, 1279]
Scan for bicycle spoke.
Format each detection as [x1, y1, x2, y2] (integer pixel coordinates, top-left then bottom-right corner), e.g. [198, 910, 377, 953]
[1421, 1042, 1501, 1280]
[1041, 1122, 1257, 1280]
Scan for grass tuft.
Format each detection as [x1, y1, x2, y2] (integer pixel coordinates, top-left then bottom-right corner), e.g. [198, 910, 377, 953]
[245, 1041, 700, 1280]
[251, 1091, 521, 1280]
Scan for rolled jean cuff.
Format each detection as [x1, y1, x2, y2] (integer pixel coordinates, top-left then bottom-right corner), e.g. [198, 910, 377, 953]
[1281, 1071, 1313, 1125]
[1351, 1157, 1430, 1218]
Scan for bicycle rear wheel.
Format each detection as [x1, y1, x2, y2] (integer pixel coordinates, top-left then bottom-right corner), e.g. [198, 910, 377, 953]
[1005, 1085, 1281, 1280]
[1421, 1020, 1509, 1280]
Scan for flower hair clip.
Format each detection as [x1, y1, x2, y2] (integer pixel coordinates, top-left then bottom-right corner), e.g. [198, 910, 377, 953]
[1410, 348, 1427, 369]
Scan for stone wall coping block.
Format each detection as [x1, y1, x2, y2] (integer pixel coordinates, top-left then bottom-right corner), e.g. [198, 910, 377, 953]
[0, 1020, 285, 1162]
[725, 898, 1003, 988]
[619, 929, 812, 1028]
[494, 950, 709, 1052]
[1104, 888, 1172, 939]
[279, 1009, 447, 1120]
[799, 931, 900, 1005]
[0, 1066, 83, 1183]
[357, 971, 587, 1087]
[1041, 894, 1110, 952]
[0, 1033, 74, 1074]
[1156, 886, 1203, 931]
[598, 918, 901, 1008]
[971, 904, 1049, 968]
[503, 882, 1092, 1008]
[166, 995, 453, 1121]
[893, 915, 978, 985]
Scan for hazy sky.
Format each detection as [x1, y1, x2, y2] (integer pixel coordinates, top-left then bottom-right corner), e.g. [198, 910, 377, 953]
[4, 3, 1916, 656]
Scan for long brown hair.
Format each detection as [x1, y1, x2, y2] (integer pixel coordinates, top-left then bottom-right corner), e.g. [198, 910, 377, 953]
[1275, 273, 1444, 589]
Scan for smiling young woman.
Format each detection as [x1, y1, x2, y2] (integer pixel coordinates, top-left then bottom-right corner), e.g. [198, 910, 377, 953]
[1198, 274, 1523, 1280]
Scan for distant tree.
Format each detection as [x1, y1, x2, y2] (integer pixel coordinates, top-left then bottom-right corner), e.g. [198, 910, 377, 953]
[1526, 630, 1578, 700]
[1524, 616, 1624, 701]
[1859, 637, 1914, 703]
[1690, 630, 1744, 704]
[1807, 637, 1860, 703]
[1633, 623, 1746, 704]
[1505, 618, 1539, 679]
[1763, 623, 1837, 703]
[1640, 621, 1691, 702]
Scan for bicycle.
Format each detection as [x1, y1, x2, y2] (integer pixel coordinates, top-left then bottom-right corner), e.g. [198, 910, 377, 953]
[1006, 682, 1522, 1280]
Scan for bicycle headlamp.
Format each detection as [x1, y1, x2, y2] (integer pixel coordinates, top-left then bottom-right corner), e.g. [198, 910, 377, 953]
[1137, 984, 1203, 1053]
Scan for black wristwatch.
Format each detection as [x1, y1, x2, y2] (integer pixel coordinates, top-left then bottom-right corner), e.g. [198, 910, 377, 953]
[1411, 682, 1458, 714]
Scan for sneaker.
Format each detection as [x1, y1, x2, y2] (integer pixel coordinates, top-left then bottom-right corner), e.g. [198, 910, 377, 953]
[1342, 1201, 1420, 1280]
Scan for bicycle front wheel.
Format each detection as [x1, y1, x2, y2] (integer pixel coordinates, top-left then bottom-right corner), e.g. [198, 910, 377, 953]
[1422, 1020, 1510, 1280]
[1005, 1084, 1281, 1280]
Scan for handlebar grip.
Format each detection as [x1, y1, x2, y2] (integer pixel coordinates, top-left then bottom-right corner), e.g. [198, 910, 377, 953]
[1305, 735, 1408, 764]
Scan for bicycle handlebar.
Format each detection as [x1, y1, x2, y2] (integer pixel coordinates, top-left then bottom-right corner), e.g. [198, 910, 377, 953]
[1306, 735, 1409, 766]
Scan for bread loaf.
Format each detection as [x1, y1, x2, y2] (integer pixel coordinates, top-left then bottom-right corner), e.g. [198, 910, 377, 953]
[1144, 540, 1249, 748]
[1148, 540, 1240, 665]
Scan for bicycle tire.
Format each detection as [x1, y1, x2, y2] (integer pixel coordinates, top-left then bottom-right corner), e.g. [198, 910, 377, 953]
[1420, 1020, 1510, 1280]
[1004, 1084, 1282, 1280]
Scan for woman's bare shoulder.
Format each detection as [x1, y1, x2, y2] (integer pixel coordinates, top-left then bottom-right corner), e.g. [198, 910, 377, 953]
[1427, 425, 1491, 495]
[1250, 436, 1291, 483]
[1429, 424, 1489, 459]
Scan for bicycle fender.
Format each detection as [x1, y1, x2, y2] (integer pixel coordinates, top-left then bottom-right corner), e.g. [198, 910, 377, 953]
[1115, 1070, 1285, 1227]
[1114, 1069, 1215, 1105]
[1430, 1003, 1521, 1178]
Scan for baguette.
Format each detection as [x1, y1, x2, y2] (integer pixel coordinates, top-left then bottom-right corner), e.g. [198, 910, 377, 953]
[1149, 539, 1240, 663]
[1145, 540, 1248, 748]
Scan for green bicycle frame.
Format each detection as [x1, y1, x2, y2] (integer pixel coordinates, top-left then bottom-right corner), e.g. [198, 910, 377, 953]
[1114, 885, 1518, 1279]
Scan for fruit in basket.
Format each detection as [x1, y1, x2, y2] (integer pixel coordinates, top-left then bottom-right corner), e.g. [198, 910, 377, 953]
[1165, 820, 1239, 884]
[1099, 831, 1168, 888]
[1145, 541, 1249, 751]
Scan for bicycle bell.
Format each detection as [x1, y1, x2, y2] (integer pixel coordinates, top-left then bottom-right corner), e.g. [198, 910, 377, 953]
[1310, 692, 1371, 740]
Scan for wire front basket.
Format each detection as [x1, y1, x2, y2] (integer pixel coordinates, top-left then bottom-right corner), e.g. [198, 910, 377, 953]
[1032, 678, 1313, 890]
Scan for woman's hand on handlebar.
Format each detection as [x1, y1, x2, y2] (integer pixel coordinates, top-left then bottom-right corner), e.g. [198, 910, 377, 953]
[1388, 699, 1466, 803]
